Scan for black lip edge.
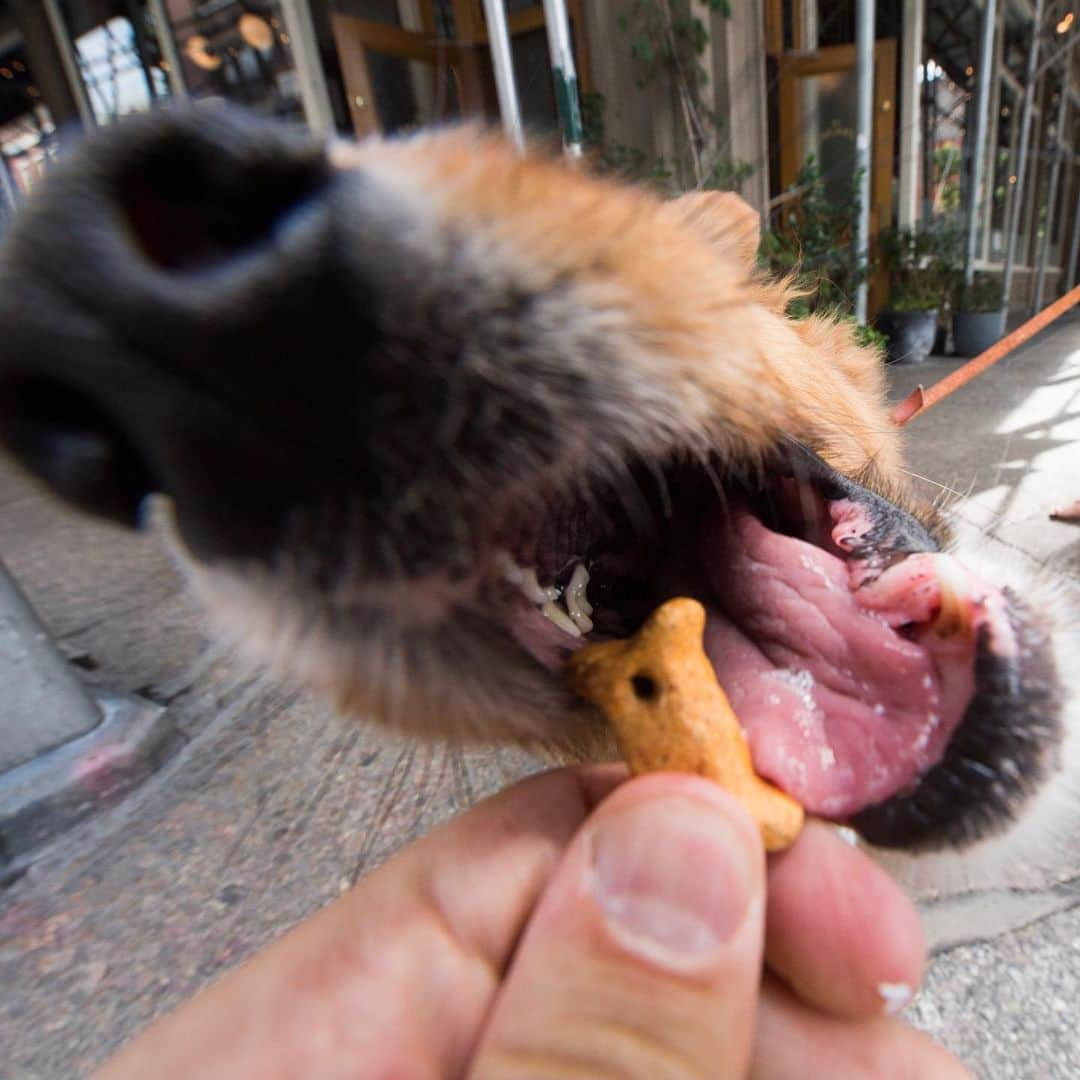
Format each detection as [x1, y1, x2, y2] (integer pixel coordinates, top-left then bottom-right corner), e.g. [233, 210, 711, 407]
[849, 588, 1065, 850]
[774, 438, 940, 556]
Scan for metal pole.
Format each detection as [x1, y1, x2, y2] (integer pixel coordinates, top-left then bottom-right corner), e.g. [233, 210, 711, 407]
[541, 0, 583, 156]
[963, 0, 998, 286]
[278, 0, 337, 136]
[898, 0, 924, 227]
[1068, 188, 1080, 290]
[41, 0, 95, 129]
[922, 64, 935, 221]
[146, 0, 188, 102]
[0, 153, 18, 213]
[1002, 0, 1046, 307]
[124, 0, 162, 104]
[480, 0, 525, 152]
[1032, 32, 1079, 83]
[1033, 49, 1071, 310]
[853, 0, 875, 323]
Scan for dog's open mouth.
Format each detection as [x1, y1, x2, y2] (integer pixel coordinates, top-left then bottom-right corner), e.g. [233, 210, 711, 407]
[0, 109, 1066, 859]
[486, 447, 1023, 832]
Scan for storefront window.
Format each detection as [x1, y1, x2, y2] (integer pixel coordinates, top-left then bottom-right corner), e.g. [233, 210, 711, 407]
[988, 80, 1017, 260]
[1047, 86, 1072, 260]
[1019, 99, 1045, 266]
[167, 1, 305, 121]
[74, 13, 170, 123]
[921, 56, 965, 224]
[0, 43, 59, 207]
[799, 66, 856, 208]
[52, 1, 173, 124]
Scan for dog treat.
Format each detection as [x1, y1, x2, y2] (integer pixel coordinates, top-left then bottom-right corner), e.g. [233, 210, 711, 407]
[567, 597, 804, 852]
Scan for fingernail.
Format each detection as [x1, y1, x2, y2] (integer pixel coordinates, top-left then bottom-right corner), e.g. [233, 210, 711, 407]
[588, 795, 758, 972]
[878, 982, 914, 1015]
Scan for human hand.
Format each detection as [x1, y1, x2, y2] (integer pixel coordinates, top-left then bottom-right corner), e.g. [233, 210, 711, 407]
[97, 767, 969, 1078]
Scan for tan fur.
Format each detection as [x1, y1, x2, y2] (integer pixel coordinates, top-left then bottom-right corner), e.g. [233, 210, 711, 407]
[169, 127, 933, 745]
[2, 112, 1075, 878]
[332, 130, 906, 495]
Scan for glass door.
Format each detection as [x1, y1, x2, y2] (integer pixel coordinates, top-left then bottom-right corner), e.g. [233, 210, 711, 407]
[778, 40, 896, 235]
[777, 40, 897, 311]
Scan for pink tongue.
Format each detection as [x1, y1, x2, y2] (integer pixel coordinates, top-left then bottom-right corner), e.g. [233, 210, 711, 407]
[696, 507, 976, 818]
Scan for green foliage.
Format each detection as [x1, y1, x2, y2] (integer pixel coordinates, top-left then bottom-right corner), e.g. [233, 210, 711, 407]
[850, 318, 888, 353]
[758, 160, 885, 355]
[955, 273, 1005, 313]
[585, 2, 752, 194]
[591, 8, 886, 360]
[617, 0, 729, 91]
[582, 98, 676, 190]
[580, 90, 607, 149]
[889, 290, 941, 312]
[878, 222, 962, 313]
[759, 157, 867, 317]
[932, 146, 962, 213]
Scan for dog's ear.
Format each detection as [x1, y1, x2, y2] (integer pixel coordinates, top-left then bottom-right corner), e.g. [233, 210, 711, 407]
[662, 191, 761, 270]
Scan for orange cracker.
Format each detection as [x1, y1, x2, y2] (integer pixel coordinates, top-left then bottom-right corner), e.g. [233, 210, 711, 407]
[568, 597, 804, 851]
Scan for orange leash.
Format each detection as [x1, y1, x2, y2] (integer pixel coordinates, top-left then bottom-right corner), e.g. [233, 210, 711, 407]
[889, 284, 1080, 426]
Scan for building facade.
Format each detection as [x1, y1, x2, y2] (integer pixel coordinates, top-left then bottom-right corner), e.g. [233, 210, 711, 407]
[0, 0, 1074, 316]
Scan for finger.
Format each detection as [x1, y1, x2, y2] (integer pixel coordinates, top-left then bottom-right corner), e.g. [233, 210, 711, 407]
[97, 764, 628, 1080]
[469, 773, 766, 1079]
[752, 974, 972, 1079]
[764, 822, 925, 1019]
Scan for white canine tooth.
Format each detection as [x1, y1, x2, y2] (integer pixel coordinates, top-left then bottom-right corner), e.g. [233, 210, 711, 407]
[522, 567, 559, 605]
[497, 549, 589, 637]
[541, 600, 582, 637]
[565, 563, 594, 632]
[496, 552, 558, 604]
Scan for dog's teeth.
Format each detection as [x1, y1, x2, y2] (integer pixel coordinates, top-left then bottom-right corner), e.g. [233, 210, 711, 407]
[496, 550, 590, 638]
[541, 600, 582, 637]
[565, 563, 594, 632]
[495, 552, 558, 603]
[523, 568, 559, 604]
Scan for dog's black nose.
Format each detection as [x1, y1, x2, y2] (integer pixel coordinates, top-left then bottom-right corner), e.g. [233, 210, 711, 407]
[0, 108, 364, 561]
[0, 377, 156, 527]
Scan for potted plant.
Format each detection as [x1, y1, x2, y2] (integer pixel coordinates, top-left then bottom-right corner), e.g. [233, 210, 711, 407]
[876, 290, 940, 364]
[759, 157, 867, 317]
[876, 224, 958, 364]
[952, 274, 1007, 356]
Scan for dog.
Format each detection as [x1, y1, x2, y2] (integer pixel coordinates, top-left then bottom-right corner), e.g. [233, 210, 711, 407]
[0, 108, 1074, 894]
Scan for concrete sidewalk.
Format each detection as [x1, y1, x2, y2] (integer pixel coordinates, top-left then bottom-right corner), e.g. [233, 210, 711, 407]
[0, 315, 1078, 1077]
[882, 314, 1080, 1078]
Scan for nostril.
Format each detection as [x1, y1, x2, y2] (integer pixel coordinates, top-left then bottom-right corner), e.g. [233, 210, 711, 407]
[0, 379, 158, 527]
[110, 119, 331, 271]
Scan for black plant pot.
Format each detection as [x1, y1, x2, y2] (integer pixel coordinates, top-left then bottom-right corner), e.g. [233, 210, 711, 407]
[953, 309, 1007, 357]
[876, 309, 939, 364]
[933, 322, 949, 356]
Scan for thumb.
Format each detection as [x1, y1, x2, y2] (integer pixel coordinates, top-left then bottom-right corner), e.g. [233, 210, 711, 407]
[469, 774, 766, 1079]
